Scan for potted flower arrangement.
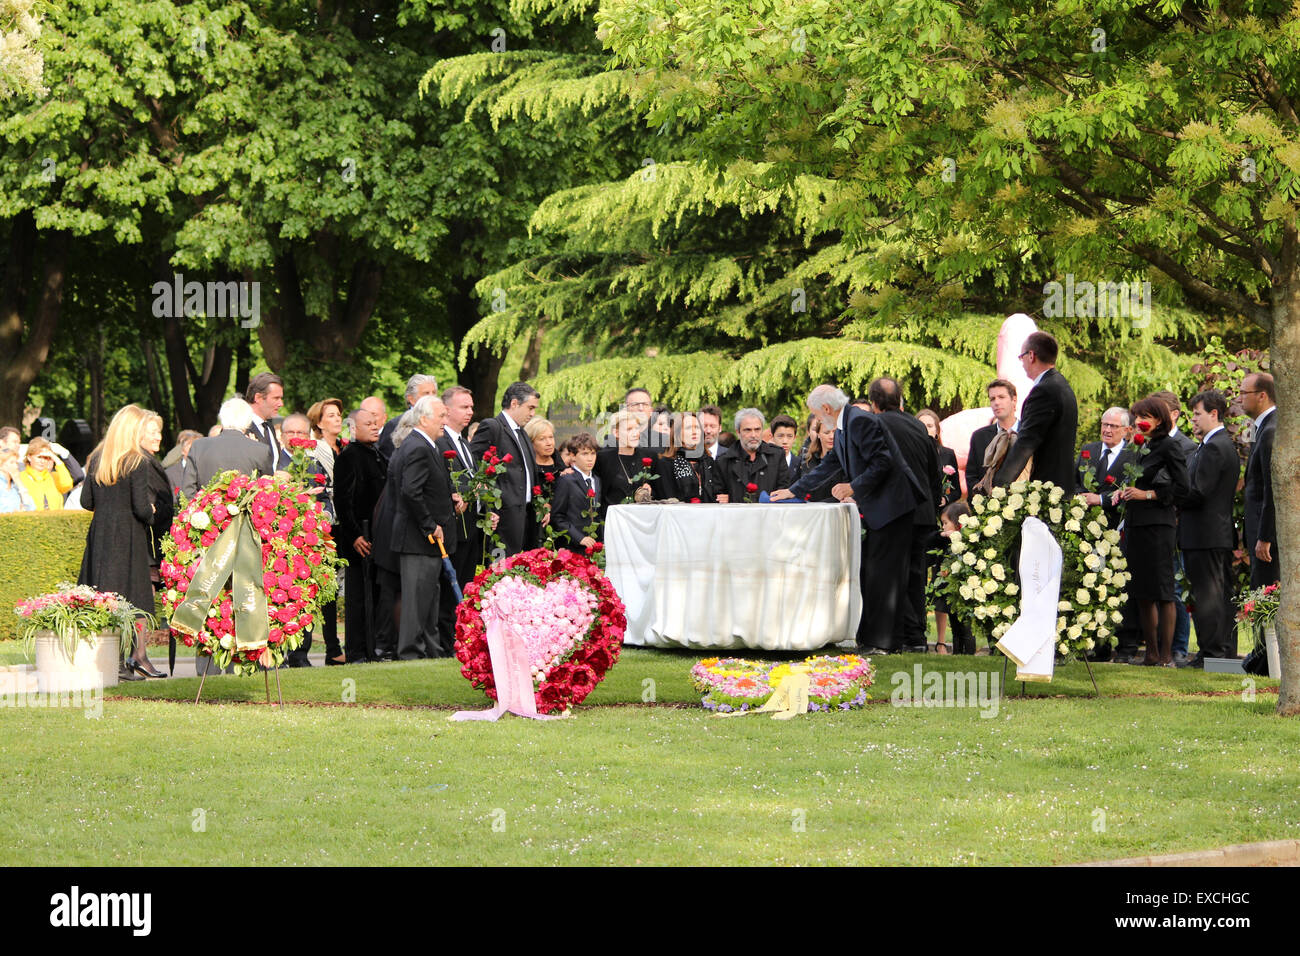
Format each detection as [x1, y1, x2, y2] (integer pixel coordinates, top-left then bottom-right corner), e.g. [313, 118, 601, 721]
[15, 583, 152, 690]
[1238, 582, 1280, 677]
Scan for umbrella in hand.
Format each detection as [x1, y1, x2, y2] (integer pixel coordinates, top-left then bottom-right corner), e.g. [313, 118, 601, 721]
[436, 536, 463, 603]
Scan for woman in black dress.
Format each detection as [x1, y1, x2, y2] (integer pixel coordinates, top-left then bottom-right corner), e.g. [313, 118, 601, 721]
[595, 410, 663, 507]
[915, 409, 960, 507]
[660, 412, 726, 502]
[1111, 395, 1189, 667]
[797, 415, 837, 502]
[78, 404, 173, 679]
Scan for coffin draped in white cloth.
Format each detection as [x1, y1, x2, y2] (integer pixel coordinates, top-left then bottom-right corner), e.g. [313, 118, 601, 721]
[995, 515, 1064, 682]
[604, 502, 862, 650]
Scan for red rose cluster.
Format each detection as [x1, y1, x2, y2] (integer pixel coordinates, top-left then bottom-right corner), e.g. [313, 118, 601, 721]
[159, 471, 341, 674]
[454, 548, 627, 715]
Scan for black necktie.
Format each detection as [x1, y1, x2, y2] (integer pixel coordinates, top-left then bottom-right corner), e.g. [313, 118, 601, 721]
[1100, 447, 1111, 475]
[457, 434, 472, 468]
[515, 426, 532, 498]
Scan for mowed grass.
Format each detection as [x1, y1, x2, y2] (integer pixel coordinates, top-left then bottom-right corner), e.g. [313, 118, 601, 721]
[0, 649, 1292, 866]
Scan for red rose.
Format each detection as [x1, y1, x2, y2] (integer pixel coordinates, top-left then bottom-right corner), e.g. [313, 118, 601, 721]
[443, 449, 458, 459]
[486, 465, 496, 475]
[544, 472, 555, 482]
[1104, 475, 1116, 485]
[690, 497, 701, 503]
[532, 485, 542, 495]
[804, 494, 812, 501]
[641, 457, 653, 466]
[173, 486, 181, 496]
[1081, 449, 1091, 460]
[1133, 433, 1146, 446]
[586, 488, 596, 498]
[746, 482, 758, 493]
[314, 474, 327, 485]
[1136, 420, 1152, 432]
[487, 446, 497, 455]
[502, 453, 513, 463]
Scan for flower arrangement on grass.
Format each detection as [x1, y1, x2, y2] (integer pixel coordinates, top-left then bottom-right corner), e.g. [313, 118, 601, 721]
[1238, 582, 1279, 628]
[690, 655, 875, 713]
[159, 470, 341, 675]
[935, 480, 1129, 657]
[15, 583, 152, 660]
[454, 548, 625, 715]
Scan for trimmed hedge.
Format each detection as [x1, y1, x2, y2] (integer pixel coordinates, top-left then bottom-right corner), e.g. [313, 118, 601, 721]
[0, 511, 93, 641]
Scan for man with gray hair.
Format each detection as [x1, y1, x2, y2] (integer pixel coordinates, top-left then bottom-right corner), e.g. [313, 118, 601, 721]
[180, 398, 273, 499]
[717, 407, 790, 500]
[1075, 406, 1136, 517]
[772, 384, 925, 653]
[390, 394, 460, 659]
[378, 373, 438, 459]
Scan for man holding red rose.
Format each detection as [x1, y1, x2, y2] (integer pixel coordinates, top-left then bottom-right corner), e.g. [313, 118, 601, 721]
[717, 408, 790, 501]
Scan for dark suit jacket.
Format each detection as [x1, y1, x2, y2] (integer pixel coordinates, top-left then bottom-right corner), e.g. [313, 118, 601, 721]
[995, 367, 1079, 491]
[333, 441, 388, 562]
[552, 470, 603, 548]
[1178, 428, 1238, 551]
[787, 406, 923, 530]
[965, 422, 997, 495]
[877, 410, 940, 525]
[391, 431, 458, 556]
[717, 441, 790, 500]
[660, 451, 726, 502]
[936, 444, 959, 509]
[1075, 440, 1137, 526]
[1244, 408, 1276, 549]
[370, 444, 407, 575]
[376, 414, 404, 462]
[1121, 433, 1190, 528]
[595, 446, 667, 508]
[468, 413, 534, 511]
[181, 429, 273, 498]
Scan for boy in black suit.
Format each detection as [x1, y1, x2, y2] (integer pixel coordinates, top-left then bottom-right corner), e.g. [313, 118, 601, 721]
[552, 433, 603, 552]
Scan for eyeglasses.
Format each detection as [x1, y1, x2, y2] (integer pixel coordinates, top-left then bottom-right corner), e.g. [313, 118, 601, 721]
[1018, 350, 1032, 359]
[1239, 389, 1263, 395]
[627, 401, 651, 409]
[1099, 422, 1124, 429]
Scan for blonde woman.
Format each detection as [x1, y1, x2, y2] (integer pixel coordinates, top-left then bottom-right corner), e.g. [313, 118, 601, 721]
[301, 398, 346, 666]
[78, 405, 173, 679]
[19, 436, 74, 509]
[595, 409, 661, 507]
[524, 416, 557, 471]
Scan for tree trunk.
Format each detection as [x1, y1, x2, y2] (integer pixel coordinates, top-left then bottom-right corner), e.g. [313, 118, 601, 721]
[0, 225, 68, 428]
[519, 322, 545, 381]
[1273, 226, 1299, 715]
[89, 327, 105, 440]
[140, 332, 168, 443]
[446, 279, 505, 420]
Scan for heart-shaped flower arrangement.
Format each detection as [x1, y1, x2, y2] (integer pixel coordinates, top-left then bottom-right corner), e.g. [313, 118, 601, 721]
[455, 549, 626, 715]
[690, 655, 875, 714]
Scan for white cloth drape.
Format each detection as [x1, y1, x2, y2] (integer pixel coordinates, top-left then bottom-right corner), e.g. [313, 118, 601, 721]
[605, 502, 862, 650]
[996, 516, 1064, 681]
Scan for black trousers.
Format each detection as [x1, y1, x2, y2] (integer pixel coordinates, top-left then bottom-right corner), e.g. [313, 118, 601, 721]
[901, 523, 935, 648]
[289, 598, 341, 663]
[1115, 531, 1141, 655]
[1185, 547, 1236, 658]
[398, 552, 443, 659]
[497, 504, 527, 557]
[858, 513, 913, 651]
[343, 556, 378, 662]
[372, 565, 401, 658]
[436, 519, 484, 655]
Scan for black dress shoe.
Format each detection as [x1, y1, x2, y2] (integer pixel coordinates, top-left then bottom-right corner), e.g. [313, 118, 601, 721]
[325, 656, 348, 666]
[858, 645, 892, 656]
[130, 659, 167, 678]
[118, 664, 145, 682]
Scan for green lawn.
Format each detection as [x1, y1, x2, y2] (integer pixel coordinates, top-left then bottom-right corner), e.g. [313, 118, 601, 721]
[0, 648, 1290, 866]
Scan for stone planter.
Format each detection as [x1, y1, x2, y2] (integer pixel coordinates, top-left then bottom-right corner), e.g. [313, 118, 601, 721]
[1264, 623, 1280, 680]
[32, 629, 120, 691]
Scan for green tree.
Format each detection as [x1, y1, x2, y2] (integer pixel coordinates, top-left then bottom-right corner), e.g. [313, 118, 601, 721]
[0, 0, 45, 99]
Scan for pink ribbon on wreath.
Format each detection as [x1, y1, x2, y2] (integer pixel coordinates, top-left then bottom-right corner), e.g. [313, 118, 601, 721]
[450, 604, 562, 722]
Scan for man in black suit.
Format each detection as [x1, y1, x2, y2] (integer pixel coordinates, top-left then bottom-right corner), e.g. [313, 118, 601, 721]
[1241, 372, 1278, 588]
[391, 396, 460, 660]
[717, 409, 790, 500]
[333, 407, 388, 663]
[1177, 391, 1240, 667]
[994, 331, 1078, 492]
[243, 372, 285, 466]
[378, 374, 438, 460]
[1075, 407, 1137, 526]
[965, 379, 1018, 495]
[870, 378, 940, 653]
[181, 399, 274, 499]
[1152, 390, 1196, 663]
[435, 385, 485, 653]
[773, 385, 925, 653]
[469, 381, 540, 557]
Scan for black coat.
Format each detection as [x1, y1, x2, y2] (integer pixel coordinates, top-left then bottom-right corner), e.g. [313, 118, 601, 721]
[468, 413, 536, 511]
[877, 410, 940, 525]
[995, 367, 1079, 492]
[1178, 428, 1239, 551]
[391, 431, 459, 556]
[552, 470, 604, 548]
[1075, 440, 1138, 527]
[965, 422, 997, 495]
[1244, 408, 1276, 549]
[595, 445, 664, 508]
[717, 441, 790, 500]
[1120, 433, 1190, 528]
[333, 440, 388, 562]
[936, 443, 960, 509]
[788, 406, 923, 530]
[78, 456, 163, 614]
